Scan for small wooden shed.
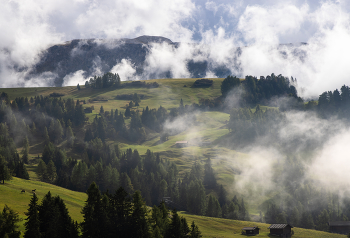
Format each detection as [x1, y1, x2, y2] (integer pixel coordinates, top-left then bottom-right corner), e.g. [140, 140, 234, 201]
[329, 221, 350, 234]
[268, 224, 293, 238]
[175, 141, 188, 148]
[241, 226, 260, 235]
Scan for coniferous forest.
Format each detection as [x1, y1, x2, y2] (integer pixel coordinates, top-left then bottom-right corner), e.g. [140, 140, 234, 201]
[1, 73, 350, 236]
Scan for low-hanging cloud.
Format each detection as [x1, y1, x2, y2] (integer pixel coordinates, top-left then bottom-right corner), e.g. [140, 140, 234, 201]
[1, 0, 350, 97]
[110, 59, 137, 81]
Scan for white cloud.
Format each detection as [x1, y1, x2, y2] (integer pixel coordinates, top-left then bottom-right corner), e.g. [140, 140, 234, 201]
[62, 70, 86, 86]
[110, 59, 137, 81]
[143, 42, 194, 79]
[1, 0, 350, 97]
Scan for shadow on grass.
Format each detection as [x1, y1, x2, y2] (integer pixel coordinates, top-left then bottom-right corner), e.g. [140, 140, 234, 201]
[70, 87, 118, 99]
[29, 141, 45, 155]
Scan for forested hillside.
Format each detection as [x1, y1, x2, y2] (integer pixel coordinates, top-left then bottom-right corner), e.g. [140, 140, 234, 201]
[1, 75, 350, 237]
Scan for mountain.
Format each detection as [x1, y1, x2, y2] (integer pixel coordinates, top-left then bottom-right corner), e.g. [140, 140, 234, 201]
[28, 35, 306, 86]
[29, 35, 232, 86]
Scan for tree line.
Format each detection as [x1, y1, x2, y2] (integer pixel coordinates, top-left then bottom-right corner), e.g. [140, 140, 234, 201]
[34, 139, 249, 221]
[262, 155, 350, 232]
[2, 183, 202, 238]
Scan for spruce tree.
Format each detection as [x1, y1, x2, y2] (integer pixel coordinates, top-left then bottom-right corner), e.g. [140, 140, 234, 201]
[22, 136, 29, 164]
[46, 160, 57, 184]
[43, 127, 49, 144]
[81, 182, 105, 238]
[0, 204, 22, 238]
[109, 187, 132, 236]
[0, 155, 12, 184]
[66, 126, 74, 148]
[36, 160, 47, 182]
[203, 158, 216, 189]
[130, 191, 151, 238]
[24, 193, 41, 238]
[166, 209, 182, 238]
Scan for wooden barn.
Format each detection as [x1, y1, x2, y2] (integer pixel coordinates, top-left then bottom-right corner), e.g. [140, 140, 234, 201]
[175, 141, 188, 148]
[241, 226, 260, 235]
[328, 221, 350, 234]
[268, 224, 293, 238]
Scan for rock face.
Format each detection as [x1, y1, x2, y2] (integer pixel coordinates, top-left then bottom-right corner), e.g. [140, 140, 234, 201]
[30, 35, 229, 86]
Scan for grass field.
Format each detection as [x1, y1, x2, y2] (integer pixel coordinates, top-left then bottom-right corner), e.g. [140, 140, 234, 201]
[1, 78, 281, 215]
[0, 178, 346, 238]
[2, 78, 325, 237]
[0, 177, 87, 236]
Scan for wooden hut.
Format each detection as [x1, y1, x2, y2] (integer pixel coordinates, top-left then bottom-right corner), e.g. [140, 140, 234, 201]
[175, 141, 188, 148]
[328, 221, 350, 234]
[241, 226, 260, 235]
[268, 224, 293, 238]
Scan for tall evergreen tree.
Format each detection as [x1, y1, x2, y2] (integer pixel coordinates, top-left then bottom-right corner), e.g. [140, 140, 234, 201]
[203, 158, 216, 189]
[66, 126, 74, 148]
[22, 136, 29, 164]
[81, 182, 106, 238]
[0, 155, 12, 184]
[130, 191, 151, 238]
[190, 221, 202, 238]
[36, 160, 48, 182]
[24, 193, 41, 238]
[46, 160, 57, 184]
[0, 204, 22, 238]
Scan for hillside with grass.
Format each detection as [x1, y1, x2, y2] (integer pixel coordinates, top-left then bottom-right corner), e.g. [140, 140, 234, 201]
[2, 75, 350, 237]
[0, 178, 346, 238]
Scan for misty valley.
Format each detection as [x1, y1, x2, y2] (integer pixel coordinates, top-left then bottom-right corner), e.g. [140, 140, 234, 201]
[1, 74, 350, 238]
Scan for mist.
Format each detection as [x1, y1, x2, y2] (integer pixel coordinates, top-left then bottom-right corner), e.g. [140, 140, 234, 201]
[0, 0, 349, 99]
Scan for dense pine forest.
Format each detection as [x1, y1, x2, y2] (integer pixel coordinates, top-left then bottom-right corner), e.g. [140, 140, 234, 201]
[1, 74, 350, 237]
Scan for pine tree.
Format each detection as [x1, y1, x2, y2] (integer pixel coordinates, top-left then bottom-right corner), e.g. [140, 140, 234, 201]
[0, 155, 12, 184]
[0, 204, 22, 238]
[22, 136, 29, 164]
[66, 126, 74, 147]
[190, 221, 202, 238]
[43, 127, 49, 144]
[130, 191, 151, 238]
[203, 158, 216, 189]
[36, 160, 48, 182]
[166, 209, 182, 238]
[109, 187, 132, 236]
[14, 161, 30, 180]
[290, 207, 299, 227]
[24, 193, 41, 238]
[125, 107, 131, 118]
[46, 160, 57, 184]
[39, 192, 79, 238]
[81, 182, 106, 238]
[218, 185, 227, 207]
[316, 209, 330, 231]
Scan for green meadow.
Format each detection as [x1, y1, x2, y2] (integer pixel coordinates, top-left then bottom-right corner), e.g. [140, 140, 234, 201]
[0, 78, 285, 216]
[0, 178, 345, 237]
[2, 78, 342, 237]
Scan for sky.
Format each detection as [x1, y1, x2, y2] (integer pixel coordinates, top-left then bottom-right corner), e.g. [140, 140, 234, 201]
[1, 0, 350, 97]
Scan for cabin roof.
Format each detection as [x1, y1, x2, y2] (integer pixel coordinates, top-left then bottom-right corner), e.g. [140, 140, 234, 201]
[329, 221, 350, 226]
[268, 224, 293, 229]
[242, 227, 259, 231]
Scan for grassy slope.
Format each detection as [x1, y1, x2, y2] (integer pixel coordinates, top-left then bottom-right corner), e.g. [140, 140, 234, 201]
[0, 178, 345, 238]
[2, 78, 333, 236]
[1, 78, 278, 215]
[0, 177, 87, 235]
[180, 212, 346, 238]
